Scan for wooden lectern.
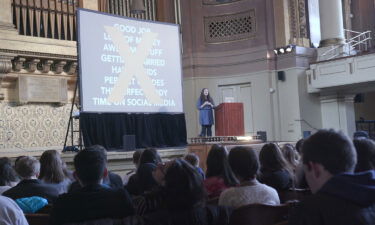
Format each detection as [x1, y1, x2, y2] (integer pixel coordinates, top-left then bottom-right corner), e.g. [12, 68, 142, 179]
[215, 103, 244, 136]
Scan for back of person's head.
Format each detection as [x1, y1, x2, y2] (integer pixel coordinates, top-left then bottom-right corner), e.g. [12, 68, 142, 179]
[206, 144, 238, 186]
[86, 145, 107, 160]
[74, 148, 107, 185]
[295, 139, 304, 154]
[15, 156, 40, 179]
[139, 148, 161, 165]
[302, 129, 357, 174]
[0, 157, 19, 186]
[228, 146, 258, 181]
[183, 153, 199, 167]
[164, 159, 205, 210]
[39, 150, 66, 183]
[133, 149, 144, 166]
[353, 138, 375, 172]
[259, 143, 290, 173]
[14, 155, 26, 168]
[353, 130, 369, 139]
[282, 143, 300, 169]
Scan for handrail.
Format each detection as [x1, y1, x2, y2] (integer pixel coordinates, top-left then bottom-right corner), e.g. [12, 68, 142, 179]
[318, 30, 373, 61]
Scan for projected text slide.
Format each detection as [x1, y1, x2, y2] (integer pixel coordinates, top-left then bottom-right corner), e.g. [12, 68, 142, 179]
[78, 9, 183, 113]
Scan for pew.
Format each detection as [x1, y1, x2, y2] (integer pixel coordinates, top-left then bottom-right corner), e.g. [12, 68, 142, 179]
[25, 213, 50, 225]
[229, 203, 291, 225]
[278, 188, 311, 203]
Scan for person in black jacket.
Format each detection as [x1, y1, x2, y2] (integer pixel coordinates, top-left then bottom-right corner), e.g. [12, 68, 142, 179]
[50, 147, 134, 225]
[289, 129, 375, 225]
[68, 145, 123, 192]
[3, 156, 59, 203]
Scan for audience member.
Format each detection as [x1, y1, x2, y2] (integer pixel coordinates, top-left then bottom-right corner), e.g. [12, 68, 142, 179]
[289, 129, 375, 225]
[0, 196, 29, 225]
[142, 159, 231, 225]
[39, 150, 72, 194]
[50, 147, 134, 225]
[69, 145, 123, 192]
[281, 143, 300, 170]
[295, 139, 304, 155]
[123, 149, 144, 185]
[0, 157, 19, 194]
[294, 139, 308, 188]
[3, 156, 59, 203]
[184, 153, 205, 179]
[353, 130, 369, 139]
[219, 146, 279, 208]
[126, 148, 160, 195]
[353, 138, 375, 172]
[204, 145, 238, 198]
[258, 143, 293, 191]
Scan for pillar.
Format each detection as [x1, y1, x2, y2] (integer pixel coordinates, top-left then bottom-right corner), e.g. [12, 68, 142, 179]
[0, 0, 15, 31]
[320, 94, 356, 138]
[319, 0, 345, 47]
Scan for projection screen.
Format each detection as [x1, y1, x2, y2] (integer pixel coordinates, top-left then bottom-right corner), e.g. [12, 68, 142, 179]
[77, 9, 183, 113]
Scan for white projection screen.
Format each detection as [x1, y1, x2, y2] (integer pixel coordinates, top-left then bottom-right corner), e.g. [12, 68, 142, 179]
[77, 9, 183, 113]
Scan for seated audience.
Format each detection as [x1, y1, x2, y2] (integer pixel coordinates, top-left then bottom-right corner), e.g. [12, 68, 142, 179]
[0, 196, 29, 225]
[219, 146, 279, 208]
[142, 159, 231, 225]
[281, 143, 300, 171]
[294, 139, 308, 188]
[50, 147, 134, 225]
[289, 129, 375, 225]
[69, 145, 123, 192]
[39, 150, 72, 194]
[204, 145, 238, 198]
[258, 143, 293, 191]
[0, 157, 19, 194]
[123, 149, 144, 185]
[295, 139, 304, 155]
[126, 148, 161, 195]
[353, 138, 375, 172]
[184, 153, 205, 179]
[3, 156, 59, 203]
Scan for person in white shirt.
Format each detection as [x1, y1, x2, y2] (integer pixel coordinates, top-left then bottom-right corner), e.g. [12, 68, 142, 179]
[0, 196, 29, 225]
[219, 146, 280, 208]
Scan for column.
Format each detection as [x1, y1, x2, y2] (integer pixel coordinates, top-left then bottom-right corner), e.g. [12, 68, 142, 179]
[319, 0, 345, 47]
[0, 0, 15, 31]
[320, 94, 356, 138]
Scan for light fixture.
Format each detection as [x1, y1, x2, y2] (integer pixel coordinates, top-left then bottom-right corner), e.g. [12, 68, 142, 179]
[130, 0, 146, 14]
[273, 49, 278, 55]
[279, 48, 285, 54]
[285, 45, 294, 52]
[236, 136, 253, 141]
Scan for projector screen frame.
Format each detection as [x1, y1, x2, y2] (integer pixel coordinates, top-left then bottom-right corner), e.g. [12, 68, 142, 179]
[76, 8, 184, 114]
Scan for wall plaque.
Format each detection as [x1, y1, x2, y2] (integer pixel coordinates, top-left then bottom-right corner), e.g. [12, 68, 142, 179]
[17, 75, 68, 103]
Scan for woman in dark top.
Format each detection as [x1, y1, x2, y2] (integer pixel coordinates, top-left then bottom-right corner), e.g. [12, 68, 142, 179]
[258, 143, 293, 191]
[142, 159, 231, 225]
[204, 145, 238, 198]
[196, 88, 215, 137]
[126, 148, 161, 195]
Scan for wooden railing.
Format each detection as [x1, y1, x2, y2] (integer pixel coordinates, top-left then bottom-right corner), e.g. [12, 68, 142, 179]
[12, 0, 78, 40]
